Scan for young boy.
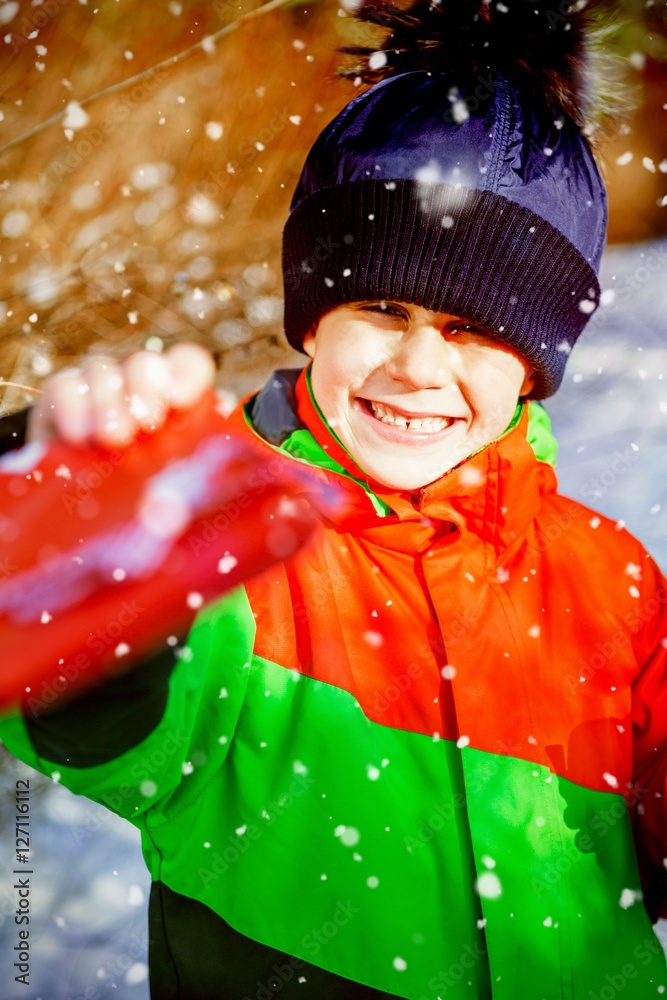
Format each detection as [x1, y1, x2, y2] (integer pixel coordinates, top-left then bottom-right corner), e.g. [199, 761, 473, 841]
[2, 2, 667, 998]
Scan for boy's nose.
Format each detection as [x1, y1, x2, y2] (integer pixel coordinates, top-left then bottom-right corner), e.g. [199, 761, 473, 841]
[385, 325, 458, 390]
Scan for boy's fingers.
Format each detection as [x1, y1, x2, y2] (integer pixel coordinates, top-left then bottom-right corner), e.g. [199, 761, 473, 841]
[84, 357, 137, 448]
[165, 343, 216, 409]
[122, 351, 173, 431]
[27, 367, 89, 445]
[26, 344, 216, 448]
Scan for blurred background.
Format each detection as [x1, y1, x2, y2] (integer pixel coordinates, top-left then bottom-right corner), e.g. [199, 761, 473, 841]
[0, 0, 666, 997]
[0, 0, 665, 410]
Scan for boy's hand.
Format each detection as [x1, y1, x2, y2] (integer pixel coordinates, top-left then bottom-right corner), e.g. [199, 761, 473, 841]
[27, 343, 216, 448]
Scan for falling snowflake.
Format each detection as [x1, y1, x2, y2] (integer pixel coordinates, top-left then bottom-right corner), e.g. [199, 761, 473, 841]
[616, 151, 633, 166]
[205, 121, 224, 141]
[334, 825, 360, 847]
[2, 210, 29, 238]
[363, 630, 384, 648]
[359, 47, 387, 72]
[127, 885, 145, 907]
[476, 872, 502, 899]
[125, 963, 148, 986]
[218, 553, 238, 575]
[62, 100, 90, 132]
[619, 888, 642, 909]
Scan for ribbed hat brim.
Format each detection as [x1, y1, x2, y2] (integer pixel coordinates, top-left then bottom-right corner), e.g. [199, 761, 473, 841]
[282, 180, 600, 399]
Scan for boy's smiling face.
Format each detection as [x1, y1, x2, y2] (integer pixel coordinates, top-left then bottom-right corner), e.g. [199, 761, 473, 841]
[302, 301, 535, 491]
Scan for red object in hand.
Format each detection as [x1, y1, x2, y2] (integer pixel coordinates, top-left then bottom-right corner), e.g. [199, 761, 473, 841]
[0, 392, 322, 713]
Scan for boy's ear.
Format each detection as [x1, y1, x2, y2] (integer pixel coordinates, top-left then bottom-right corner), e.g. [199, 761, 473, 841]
[302, 326, 317, 359]
[519, 368, 536, 398]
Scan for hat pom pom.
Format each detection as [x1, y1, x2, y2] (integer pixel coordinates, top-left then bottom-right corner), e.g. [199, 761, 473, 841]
[339, 0, 627, 142]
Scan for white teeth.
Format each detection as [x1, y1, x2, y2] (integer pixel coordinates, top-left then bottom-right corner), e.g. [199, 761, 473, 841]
[369, 400, 450, 433]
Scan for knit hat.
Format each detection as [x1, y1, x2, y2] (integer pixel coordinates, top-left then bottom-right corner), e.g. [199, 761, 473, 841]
[282, 0, 611, 399]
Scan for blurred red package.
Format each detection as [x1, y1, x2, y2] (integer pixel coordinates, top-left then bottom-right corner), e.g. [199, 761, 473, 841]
[0, 391, 324, 712]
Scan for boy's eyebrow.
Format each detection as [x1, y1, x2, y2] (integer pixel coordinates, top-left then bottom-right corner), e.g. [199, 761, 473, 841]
[352, 299, 400, 308]
[352, 301, 500, 337]
[349, 300, 409, 315]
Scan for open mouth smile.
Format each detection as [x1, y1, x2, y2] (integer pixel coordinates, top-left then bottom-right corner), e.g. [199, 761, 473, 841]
[354, 398, 463, 442]
[368, 399, 452, 433]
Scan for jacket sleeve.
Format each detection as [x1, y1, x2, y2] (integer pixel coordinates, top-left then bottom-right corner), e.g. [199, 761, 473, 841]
[0, 405, 173, 806]
[630, 551, 667, 921]
[0, 409, 253, 827]
[0, 584, 253, 827]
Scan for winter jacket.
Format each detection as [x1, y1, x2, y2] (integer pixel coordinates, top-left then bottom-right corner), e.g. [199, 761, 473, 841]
[1, 365, 667, 1000]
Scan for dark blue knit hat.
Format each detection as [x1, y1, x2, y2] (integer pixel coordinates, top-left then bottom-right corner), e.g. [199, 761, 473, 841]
[282, 0, 609, 399]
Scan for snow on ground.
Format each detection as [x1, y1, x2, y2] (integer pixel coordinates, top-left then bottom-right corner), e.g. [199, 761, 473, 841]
[545, 238, 667, 567]
[0, 776, 150, 1000]
[0, 239, 665, 998]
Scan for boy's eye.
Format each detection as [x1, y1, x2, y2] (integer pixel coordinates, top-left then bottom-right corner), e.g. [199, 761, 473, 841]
[360, 302, 407, 320]
[448, 322, 492, 341]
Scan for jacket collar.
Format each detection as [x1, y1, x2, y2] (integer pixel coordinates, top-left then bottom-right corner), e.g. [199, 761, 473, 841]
[233, 366, 557, 560]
